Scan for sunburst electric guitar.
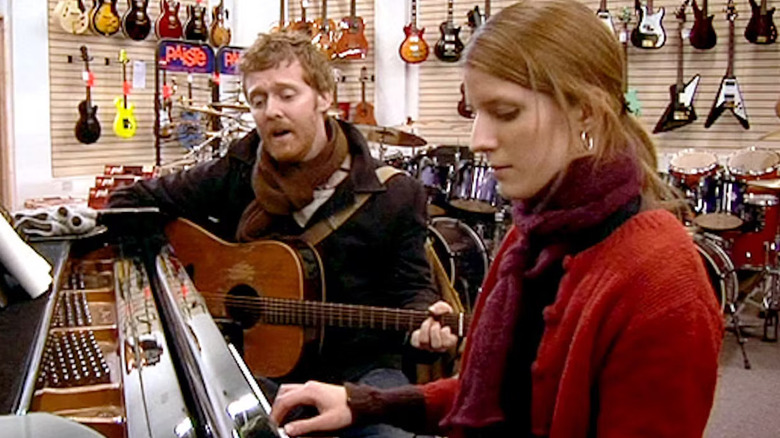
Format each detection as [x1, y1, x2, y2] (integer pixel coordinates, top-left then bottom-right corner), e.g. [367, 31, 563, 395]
[705, 0, 749, 129]
[399, 0, 429, 64]
[164, 218, 471, 378]
[113, 50, 138, 138]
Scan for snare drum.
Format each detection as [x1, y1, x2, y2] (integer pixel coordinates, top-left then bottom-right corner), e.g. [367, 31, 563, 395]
[728, 147, 780, 182]
[693, 233, 736, 311]
[428, 217, 489, 311]
[730, 194, 780, 269]
[668, 149, 720, 188]
[450, 155, 501, 214]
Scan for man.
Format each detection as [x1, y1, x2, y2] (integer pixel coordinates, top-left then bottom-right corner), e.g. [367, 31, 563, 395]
[109, 32, 439, 437]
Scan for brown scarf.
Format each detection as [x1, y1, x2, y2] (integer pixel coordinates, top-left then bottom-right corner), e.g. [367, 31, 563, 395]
[236, 118, 348, 242]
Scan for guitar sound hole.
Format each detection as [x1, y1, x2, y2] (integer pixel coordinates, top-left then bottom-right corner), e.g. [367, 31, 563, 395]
[226, 284, 261, 329]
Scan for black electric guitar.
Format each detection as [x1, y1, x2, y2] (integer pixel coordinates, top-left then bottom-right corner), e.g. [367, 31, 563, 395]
[597, 0, 616, 35]
[75, 46, 101, 145]
[690, 0, 717, 49]
[655, 1, 700, 133]
[184, 0, 208, 41]
[164, 218, 472, 378]
[631, 0, 667, 49]
[122, 0, 152, 40]
[434, 0, 465, 62]
[745, 0, 777, 44]
[705, 0, 749, 129]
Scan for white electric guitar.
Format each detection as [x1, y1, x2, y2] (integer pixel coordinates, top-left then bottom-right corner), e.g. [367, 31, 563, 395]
[631, 0, 667, 48]
[597, 0, 616, 35]
[705, 0, 749, 129]
[53, 0, 90, 34]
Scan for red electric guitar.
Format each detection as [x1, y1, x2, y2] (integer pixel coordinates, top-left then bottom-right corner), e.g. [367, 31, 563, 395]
[155, 0, 183, 39]
[745, 0, 777, 44]
[312, 0, 337, 59]
[690, 0, 717, 49]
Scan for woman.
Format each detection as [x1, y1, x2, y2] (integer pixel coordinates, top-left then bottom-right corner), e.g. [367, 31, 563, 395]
[271, 1, 724, 436]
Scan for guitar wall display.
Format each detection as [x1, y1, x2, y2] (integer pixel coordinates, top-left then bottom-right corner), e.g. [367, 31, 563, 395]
[705, 0, 749, 129]
[155, 0, 183, 39]
[631, 0, 667, 49]
[159, 70, 176, 139]
[209, 0, 232, 47]
[54, 0, 90, 35]
[122, 0, 151, 41]
[113, 49, 138, 138]
[690, 0, 717, 49]
[620, 8, 643, 115]
[312, 0, 337, 59]
[745, 0, 778, 44]
[352, 66, 376, 126]
[654, 1, 700, 133]
[290, 0, 315, 37]
[400, 0, 430, 64]
[184, 0, 208, 42]
[597, 0, 616, 35]
[434, 0, 465, 62]
[334, 0, 369, 59]
[75, 46, 101, 144]
[90, 0, 121, 36]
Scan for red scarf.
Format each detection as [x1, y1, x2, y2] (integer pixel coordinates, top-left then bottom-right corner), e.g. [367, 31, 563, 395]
[442, 152, 643, 432]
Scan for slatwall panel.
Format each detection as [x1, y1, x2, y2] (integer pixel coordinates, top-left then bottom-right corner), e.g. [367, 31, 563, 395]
[48, 0, 219, 178]
[415, 0, 780, 170]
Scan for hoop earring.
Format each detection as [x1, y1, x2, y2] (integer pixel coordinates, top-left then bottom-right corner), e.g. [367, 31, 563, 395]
[580, 131, 594, 151]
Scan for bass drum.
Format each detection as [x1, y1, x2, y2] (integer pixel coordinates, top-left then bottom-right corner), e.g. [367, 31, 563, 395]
[693, 233, 736, 312]
[428, 217, 489, 311]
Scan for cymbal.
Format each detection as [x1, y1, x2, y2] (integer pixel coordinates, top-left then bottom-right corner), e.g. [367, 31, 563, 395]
[760, 128, 780, 141]
[209, 102, 251, 112]
[747, 179, 780, 190]
[355, 125, 427, 147]
[180, 105, 225, 117]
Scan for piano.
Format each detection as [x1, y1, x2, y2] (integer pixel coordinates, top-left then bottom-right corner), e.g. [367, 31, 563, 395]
[2, 210, 285, 438]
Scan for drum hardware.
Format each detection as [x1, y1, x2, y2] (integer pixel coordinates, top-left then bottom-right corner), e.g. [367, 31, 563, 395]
[208, 101, 250, 112]
[356, 124, 428, 147]
[450, 153, 502, 214]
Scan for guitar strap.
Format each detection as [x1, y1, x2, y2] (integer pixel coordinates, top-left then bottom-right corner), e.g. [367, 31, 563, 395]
[300, 165, 465, 313]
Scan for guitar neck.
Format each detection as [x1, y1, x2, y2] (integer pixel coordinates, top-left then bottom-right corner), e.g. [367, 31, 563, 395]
[322, 0, 327, 19]
[411, 0, 418, 26]
[599, 0, 608, 12]
[676, 21, 684, 88]
[447, 0, 454, 22]
[484, 0, 490, 18]
[350, 0, 356, 18]
[279, 0, 286, 25]
[646, 0, 654, 12]
[726, 13, 735, 77]
[760, 0, 768, 15]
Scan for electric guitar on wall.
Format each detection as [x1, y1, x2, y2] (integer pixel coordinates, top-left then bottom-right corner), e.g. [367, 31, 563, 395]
[334, 0, 369, 60]
[90, 0, 121, 36]
[312, 0, 337, 59]
[122, 0, 152, 41]
[184, 0, 208, 42]
[745, 0, 777, 44]
[290, 1, 315, 37]
[164, 218, 472, 378]
[631, 0, 666, 49]
[399, 0, 430, 64]
[690, 0, 717, 49]
[620, 8, 642, 115]
[271, 0, 288, 32]
[75, 46, 101, 145]
[596, 0, 616, 35]
[654, 1, 700, 133]
[434, 0, 465, 62]
[159, 70, 176, 138]
[209, 0, 232, 47]
[331, 68, 350, 120]
[113, 50, 138, 138]
[705, 0, 749, 129]
[353, 67, 376, 126]
[466, 0, 490, 41]
[155, 0, 183, 39]
[53, 0, 89, 34]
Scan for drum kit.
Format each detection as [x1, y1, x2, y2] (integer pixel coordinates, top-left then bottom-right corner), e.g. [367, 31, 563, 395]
[666, 146, 780, 368]
[356, 124, 509, 310]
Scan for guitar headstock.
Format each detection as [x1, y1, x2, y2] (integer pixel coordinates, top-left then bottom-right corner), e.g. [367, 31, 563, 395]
[725, 0, 737, 21]
[467, 6, 483, 29]
[80, 45, 91, 64]
[675, 0, 688, 23]
[359, 66, 371, 84]
[118, 49, 129, 65]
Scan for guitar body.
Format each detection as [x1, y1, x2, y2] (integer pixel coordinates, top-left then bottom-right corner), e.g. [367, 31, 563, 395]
[690, 1, 717, 49]
[334, 17, 369, 59]
[434, 22, 464, 62]
[353, 102, 376, 125]
[312, 19, 337, 59]
[113, 98, 137, 138]
[122, 0, 152, 41]
[90, 0, 121, 36]
[209, 2, 232, 47]
[165, 218, 324, 379]
[654, 75, 700, 133]
[597, 10, 616, 35]
[54, 0, 89, 34]
[75, 101, 101, 144]
[745, 0, 777, 44]
[184, 4, 208, 41]
[705, 76, 749, 129]
[399, 26, 429, 64]
[155, 0, 183, 39]
[631, 5, 667, 49]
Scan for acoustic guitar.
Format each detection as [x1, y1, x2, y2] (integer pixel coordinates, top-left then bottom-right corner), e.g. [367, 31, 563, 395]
[690, 0, 717, 49]
[75, 46, 101, 145]
[596, 0, 616, 35]
[334, 0, 369, 60]
[353, 67, 376, 126]
[208, 0, 232, 47]
[122, 0, 152, 41]
[155, 0, 183, 39]
[631, 0, 667, 49]
[184, 0, 208, 42]
[745, 0, 777, 44]
[312, 0, 337, 59]
[434, 0, 465, 62]
[654, 1, 700, 133]
[90, 0, 121, 36]
[164, 218, 471, 378]
[53, 0, 89, 35]
[290, 0, 315, 37]
[113, 50, 138, 138]
[331, 68, 350, 120]
[399, 0, 429, 64]
[705, 0, 749, 129]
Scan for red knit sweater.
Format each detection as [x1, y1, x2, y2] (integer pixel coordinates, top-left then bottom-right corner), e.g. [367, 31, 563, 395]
[420, 209, 724, 437]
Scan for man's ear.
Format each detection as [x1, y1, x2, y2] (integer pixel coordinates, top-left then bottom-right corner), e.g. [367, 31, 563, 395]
[316, 91, 333, 114]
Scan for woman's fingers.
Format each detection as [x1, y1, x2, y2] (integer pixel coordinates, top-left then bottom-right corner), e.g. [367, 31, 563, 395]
[270, 381, 352, 436]
[410, 300, 459, 352]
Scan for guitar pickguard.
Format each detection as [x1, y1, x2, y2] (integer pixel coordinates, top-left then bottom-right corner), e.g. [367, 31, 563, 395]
[654, 75, 700, 133]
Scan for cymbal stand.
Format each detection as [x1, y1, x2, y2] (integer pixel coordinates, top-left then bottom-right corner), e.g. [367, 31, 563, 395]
[725, 293, 752, 369]
[762, 241, 779, 342]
